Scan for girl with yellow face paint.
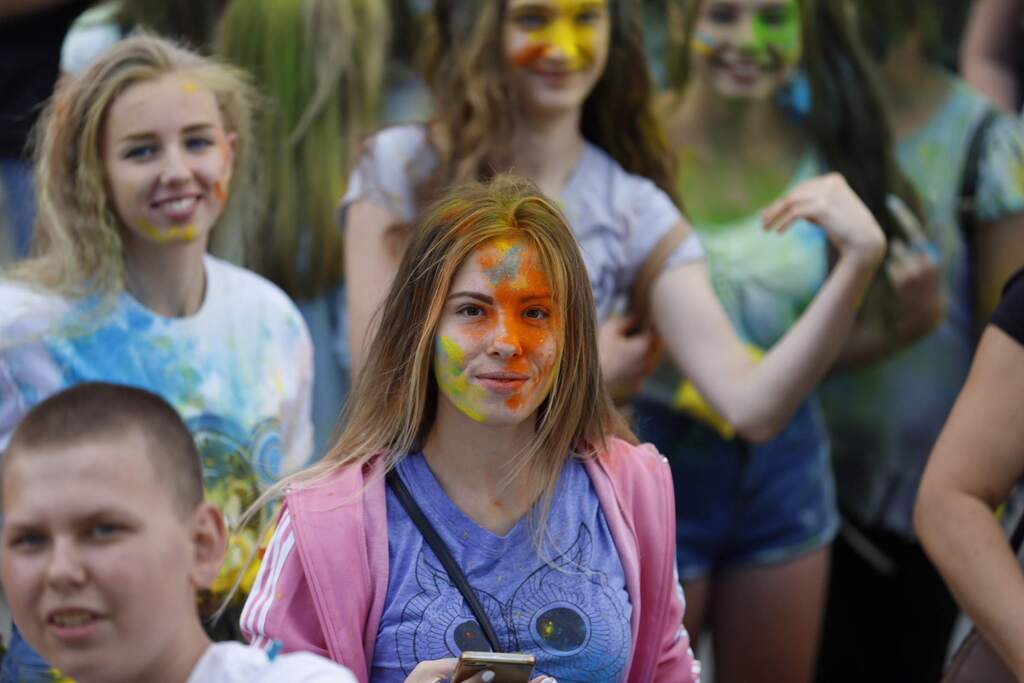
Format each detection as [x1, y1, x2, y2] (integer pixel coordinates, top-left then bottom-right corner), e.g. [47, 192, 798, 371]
[504, 0, 609, 118]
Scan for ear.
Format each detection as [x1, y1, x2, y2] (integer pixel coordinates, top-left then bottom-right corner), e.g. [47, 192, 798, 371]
[188, 502, 228, 590]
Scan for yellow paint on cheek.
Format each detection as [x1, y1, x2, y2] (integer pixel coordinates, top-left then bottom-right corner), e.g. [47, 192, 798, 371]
[182, 81, 200, 93]
[435, 335, 486, 423]
[693, 31, 717, 57]
[138, 219, 198, 244]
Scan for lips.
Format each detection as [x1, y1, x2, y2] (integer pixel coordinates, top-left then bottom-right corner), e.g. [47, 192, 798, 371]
[529, 69, 576, 86]
[46, 608, 104, 642]
[151, 194, 201, 222]
[476, 371, 530, 394]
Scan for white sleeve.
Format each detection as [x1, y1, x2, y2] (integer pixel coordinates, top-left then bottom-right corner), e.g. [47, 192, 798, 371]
[258, 653, 358, 683]
[337, 125, 433, 230]
[621, 176, 703, 291]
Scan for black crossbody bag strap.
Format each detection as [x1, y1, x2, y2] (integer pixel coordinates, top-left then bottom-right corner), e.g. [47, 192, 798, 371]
[1009, 508, 1024, 553]
[958, 108, 1000, 237]
[386, 469, 503, 653]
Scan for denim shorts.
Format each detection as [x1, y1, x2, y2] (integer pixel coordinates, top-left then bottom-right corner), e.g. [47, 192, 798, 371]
[631, 396, 839, 581]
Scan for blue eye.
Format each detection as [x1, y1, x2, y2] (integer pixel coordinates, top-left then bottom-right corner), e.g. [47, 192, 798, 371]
[457, 304, 485, 318]
[9, 532, 47, 550]
[707, 3, 739, 23]
[511, 9, 550, 31]
[123, 145, 157, 161]
[88, 523, 123, 540]
[574, 8, 601, 25]
[185, 136, 214, 152]
[524, 307, 550, 321]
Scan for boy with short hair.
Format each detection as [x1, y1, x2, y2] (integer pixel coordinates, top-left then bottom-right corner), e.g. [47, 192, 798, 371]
[0, 382, 355, 683]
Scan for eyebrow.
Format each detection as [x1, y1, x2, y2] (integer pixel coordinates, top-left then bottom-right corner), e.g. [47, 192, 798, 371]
[447, 291, 554, 303]
[115, 123, 217, 144]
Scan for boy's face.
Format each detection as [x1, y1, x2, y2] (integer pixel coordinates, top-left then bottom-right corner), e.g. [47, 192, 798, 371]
[0, 430, 224, 682]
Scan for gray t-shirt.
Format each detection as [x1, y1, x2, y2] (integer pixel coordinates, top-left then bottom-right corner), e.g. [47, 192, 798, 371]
[372, 453, 632, 683]
[340, 124, 703, 321]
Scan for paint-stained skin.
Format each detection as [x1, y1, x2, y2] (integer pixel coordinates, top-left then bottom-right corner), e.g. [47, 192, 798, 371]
[509, 0, 604, 69]
[137, 219, 198, 244]
[102, 73, 235, 248]
[698, 0, 801, 70]
[434, 237, 560, 423]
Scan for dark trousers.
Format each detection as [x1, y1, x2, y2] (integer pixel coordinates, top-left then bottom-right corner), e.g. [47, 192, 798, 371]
[815, 518, 958, 683]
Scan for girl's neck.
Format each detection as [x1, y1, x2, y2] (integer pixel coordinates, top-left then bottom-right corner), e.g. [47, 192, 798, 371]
[673, 83, 796, 158]
[122, 237, 208, 318]
[509, 108, 586, 198]
[421, 402, 541, 536]
[880, 31, 952, 138]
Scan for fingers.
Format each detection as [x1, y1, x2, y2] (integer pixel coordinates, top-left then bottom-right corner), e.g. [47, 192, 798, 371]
[886, 240, 940, 292]
[886, 194, 928, 245]
[761, 195, 816, 234]
[405, 658, 458, 683]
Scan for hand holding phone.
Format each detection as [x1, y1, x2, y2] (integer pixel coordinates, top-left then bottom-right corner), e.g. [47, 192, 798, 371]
[451, 651, 537, 683]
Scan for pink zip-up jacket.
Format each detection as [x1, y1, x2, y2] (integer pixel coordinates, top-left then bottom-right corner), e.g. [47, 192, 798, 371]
[241, 438, 700, 682]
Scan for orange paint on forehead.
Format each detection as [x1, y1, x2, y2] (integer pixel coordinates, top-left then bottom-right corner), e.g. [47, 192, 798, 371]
[476, 239, 560, 410]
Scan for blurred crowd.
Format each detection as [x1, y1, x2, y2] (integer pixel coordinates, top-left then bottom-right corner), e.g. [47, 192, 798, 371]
[2, 1, 1024, 682]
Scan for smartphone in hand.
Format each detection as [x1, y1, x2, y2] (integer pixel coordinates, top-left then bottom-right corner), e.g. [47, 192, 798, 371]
[451, 651, 536, 683]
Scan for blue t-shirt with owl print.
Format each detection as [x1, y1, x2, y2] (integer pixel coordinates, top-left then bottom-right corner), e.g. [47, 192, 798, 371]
[371, 452, 633, 682]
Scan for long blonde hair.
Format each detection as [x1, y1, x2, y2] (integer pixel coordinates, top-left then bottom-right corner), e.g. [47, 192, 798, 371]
[217, 0, 390, 299]
[5, 33, 259, 301]
[254, 174, 635, 526]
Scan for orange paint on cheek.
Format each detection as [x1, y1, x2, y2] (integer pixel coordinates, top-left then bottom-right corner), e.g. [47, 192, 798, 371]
[213, 180, 228, 205]
[513, 42, 550, 67]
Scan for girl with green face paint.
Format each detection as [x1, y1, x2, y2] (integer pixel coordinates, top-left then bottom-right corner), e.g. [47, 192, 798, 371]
[691, 0, 802, 99]
[634, 2, 929, 682]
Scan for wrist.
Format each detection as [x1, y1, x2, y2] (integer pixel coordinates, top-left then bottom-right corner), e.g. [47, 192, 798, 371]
[841, 237, 887, 272]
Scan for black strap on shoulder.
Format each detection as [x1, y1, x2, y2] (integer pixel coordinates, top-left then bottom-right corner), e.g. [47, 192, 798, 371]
[1010, 508, 1024, 553]
[958, 108, 1000, 237]
[385, 469, 503, 653]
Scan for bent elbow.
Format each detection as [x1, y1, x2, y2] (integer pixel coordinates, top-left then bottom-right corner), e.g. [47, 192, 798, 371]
[730, 411, 787, 444]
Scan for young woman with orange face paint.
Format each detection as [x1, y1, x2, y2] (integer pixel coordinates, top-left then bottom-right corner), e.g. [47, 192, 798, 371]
[241, 177, 702, 682]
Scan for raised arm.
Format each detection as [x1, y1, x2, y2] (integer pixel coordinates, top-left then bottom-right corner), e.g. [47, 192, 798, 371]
[651, 173, 885, 442]
[343, 199, 405, 376]
[914, 324, 1024, 680]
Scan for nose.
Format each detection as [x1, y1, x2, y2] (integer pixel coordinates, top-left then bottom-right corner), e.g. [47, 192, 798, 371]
[735, 13, 758, 51]
[160, 144, 191, 186]
[488, 315, 523, 359]
[543, 19, 584, 67]
[45, 538, 87, 593]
